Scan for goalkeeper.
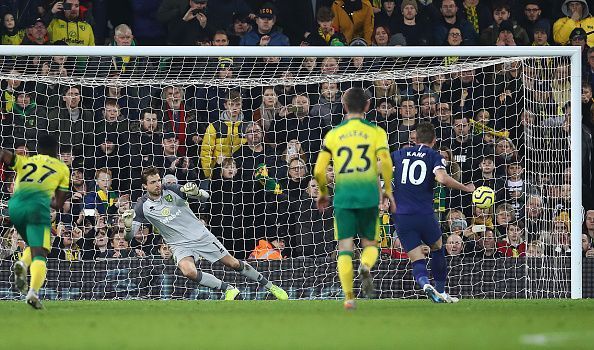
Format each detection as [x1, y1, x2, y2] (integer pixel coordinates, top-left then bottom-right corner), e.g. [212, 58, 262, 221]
[122, 166, 288, 300]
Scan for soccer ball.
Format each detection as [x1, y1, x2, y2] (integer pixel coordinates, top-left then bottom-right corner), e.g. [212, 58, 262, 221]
[472, 186, 495, 209]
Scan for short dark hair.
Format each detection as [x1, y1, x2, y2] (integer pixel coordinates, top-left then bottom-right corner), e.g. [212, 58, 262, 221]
[342, 87, 369, 114]
[37, 134, 59, 157]
[104, 98, 118, 108]
[317, 6, 334, 22]
[415, 122, 436, 144]
[492, 1, 511, 12]
[141, 166, 160, 184]
[225, 89, 242, 103]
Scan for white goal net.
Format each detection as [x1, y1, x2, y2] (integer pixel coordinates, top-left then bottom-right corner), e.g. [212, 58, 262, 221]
[0, 47, 581, 300]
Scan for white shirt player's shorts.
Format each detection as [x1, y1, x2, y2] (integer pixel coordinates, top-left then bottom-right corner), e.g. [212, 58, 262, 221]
[170, 232, 229, 264]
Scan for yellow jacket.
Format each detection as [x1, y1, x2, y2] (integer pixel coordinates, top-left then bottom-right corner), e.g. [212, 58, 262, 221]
[332, 0, 374, 45]
[48, 18, 95, 46]
[200, 119, 245, 178]
[1, 30, 25, 45]
[553, 0, 594, 47]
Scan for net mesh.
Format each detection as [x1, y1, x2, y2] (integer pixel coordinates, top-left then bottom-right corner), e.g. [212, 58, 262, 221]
[0, 53, 572, 299]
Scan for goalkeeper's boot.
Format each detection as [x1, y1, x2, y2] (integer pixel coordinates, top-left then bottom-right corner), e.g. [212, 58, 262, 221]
[343, 299, 356, 311]
[269, 284, 288, 300]
[441, 293, 460, 303]
[224, 287, 241, 301]
[13, 260, 28, 295]
[25, 289, 43, 310]
[423, 284, 446, 303]
[358, 264, 375, 298]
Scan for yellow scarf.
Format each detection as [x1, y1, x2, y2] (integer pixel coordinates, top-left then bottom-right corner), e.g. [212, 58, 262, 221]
[466, 5, 479, 34]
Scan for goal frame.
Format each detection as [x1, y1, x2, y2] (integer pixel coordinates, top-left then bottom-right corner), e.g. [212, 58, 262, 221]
[0, 45, 583, 299]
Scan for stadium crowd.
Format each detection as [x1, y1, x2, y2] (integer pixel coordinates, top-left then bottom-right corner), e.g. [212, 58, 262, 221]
[0, 0, 594, 263]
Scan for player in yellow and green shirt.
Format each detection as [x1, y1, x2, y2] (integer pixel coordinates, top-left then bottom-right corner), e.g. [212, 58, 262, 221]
[1, 134, 70, 309]
[313, 87, 395, 310]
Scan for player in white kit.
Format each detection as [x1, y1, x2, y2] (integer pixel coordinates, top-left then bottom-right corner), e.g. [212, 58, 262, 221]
[122, 166, 288, 300]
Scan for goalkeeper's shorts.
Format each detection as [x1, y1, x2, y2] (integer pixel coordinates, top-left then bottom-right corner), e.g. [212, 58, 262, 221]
[170, 232, 229, 264]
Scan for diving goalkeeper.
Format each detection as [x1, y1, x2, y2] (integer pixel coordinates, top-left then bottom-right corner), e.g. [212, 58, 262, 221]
[122, 166, 288, 300]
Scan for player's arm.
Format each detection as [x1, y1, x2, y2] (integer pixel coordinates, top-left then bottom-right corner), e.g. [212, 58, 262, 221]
[51, 189, 69, 210]
[313, 149, 331, 196]
[377, 148, 396, 213]
[179, 182, 210, 201]
[435, 169, 475, 193]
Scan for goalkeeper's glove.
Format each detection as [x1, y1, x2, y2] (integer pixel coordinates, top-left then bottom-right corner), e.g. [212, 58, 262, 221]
[181, 182, 210, 200]
[122, 209, 135, 231]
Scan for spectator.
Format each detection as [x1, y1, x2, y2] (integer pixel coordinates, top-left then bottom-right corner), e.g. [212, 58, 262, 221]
[49, 224, 84, 261]
[172, 0, 215, 45]
[5, 90, 48, 152]
[396, 0, 431, 46]
[310, 82, 343, 126]
[84, 168, 119, 215]
[375, 0, 400, 35]
[445, 234, 464, 256]
[419, 93, 437, 121]
[80, 226, 110, 260]
[107, 231, 136, 258]
[480, 3, 529, 46]
[475, 228, 503, 258]
[305, 6, 347, 46]
[496, 222, 526, 257]
[525, 194, 545, 233]
[160, 85, 199, 157]
[267, 93, 328, 163]
[553, 0, 594, 47]
[252, 86, 284, 131]
[447, 115, 485, 183]
[227, 13, 252, 45]
[460, 0, 492, 34]
[473, 155, 506, 201]
[433, 0, 478, 46]
[47, 85, 94, 156]
[233, 121, 278, 182]
[240, 4, 289, 46]
[432, 102, 454, 142]
[587, 48, 594, 92]
[526, 241, 545, 257]
[153, 132, 199, 183]
[88, 98, 130, 150]
[47, 0, 95, 45]
[441, 69, 486, 115]
[382, 235, 409, 259]
[0, 69, 23, 113]
[503, 161, 524, 218]
[368, 98, 398, 149]
[290, 178, 335, 257]
[1, 12, 25, 44]
[21, 18, 49, 45]
[200, 89, 246, 178]
[583, 233, 594, 257]
[211, 30, 229, 46]
[158, 0, 203, 45]
[401, 76, 430, 102]
[282, 158, 310, 202]
[84, 133, 130, 191]
[208, 158, 241, 255]
[520, 1, 551, 41]
[585, 209, 594, 241]
[531, 20, 551, 45]
[369, 77, 400, 107]
[438, 146, 462, 183]
[159, 243, 174, 262]
[332, 0, 374, 45]
[444, 209, 467, 236]
[394, 97, 417, 146]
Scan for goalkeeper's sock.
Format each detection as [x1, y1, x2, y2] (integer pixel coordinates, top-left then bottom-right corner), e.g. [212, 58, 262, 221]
[29, 257, 47, 292]
[360, 246, 379, 269]
[196, 271, 228, 290]
[20, 247, 32, 268]
[337, 251, 354, 300]
[430, 248, 447, 294]
[411, 259, 430, 289]
[237, 261, 271, 288]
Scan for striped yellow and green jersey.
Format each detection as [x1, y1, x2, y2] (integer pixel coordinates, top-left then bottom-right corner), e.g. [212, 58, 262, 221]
[9, 154, 70, 199]
[322, 118, 389, 208]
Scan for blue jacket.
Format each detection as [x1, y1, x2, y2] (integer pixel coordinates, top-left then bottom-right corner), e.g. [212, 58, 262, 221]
[240, 29, 289, 46]
[433, 18, 479, 46]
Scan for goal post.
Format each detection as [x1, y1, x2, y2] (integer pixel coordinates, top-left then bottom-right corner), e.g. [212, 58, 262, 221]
[0, 45, 583, 300]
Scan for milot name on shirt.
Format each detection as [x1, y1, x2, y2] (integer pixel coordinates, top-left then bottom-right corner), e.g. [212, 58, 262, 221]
[160, 209, 182, 224]
[339, 130, 368, 141]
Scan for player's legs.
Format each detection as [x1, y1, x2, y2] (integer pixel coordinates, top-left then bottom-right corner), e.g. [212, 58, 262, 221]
[358, 207, 381, 298]
[395, 214, 446, 303]
[427, 239, 457, 303]
[177, 256, 235, 295]
[217, 254, 288, 300]
[24, 224, 51, 310]
[334, 207, 357, 308]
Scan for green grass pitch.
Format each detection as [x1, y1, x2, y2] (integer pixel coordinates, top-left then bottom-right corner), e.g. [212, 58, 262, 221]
[1, 299, 593, 349]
